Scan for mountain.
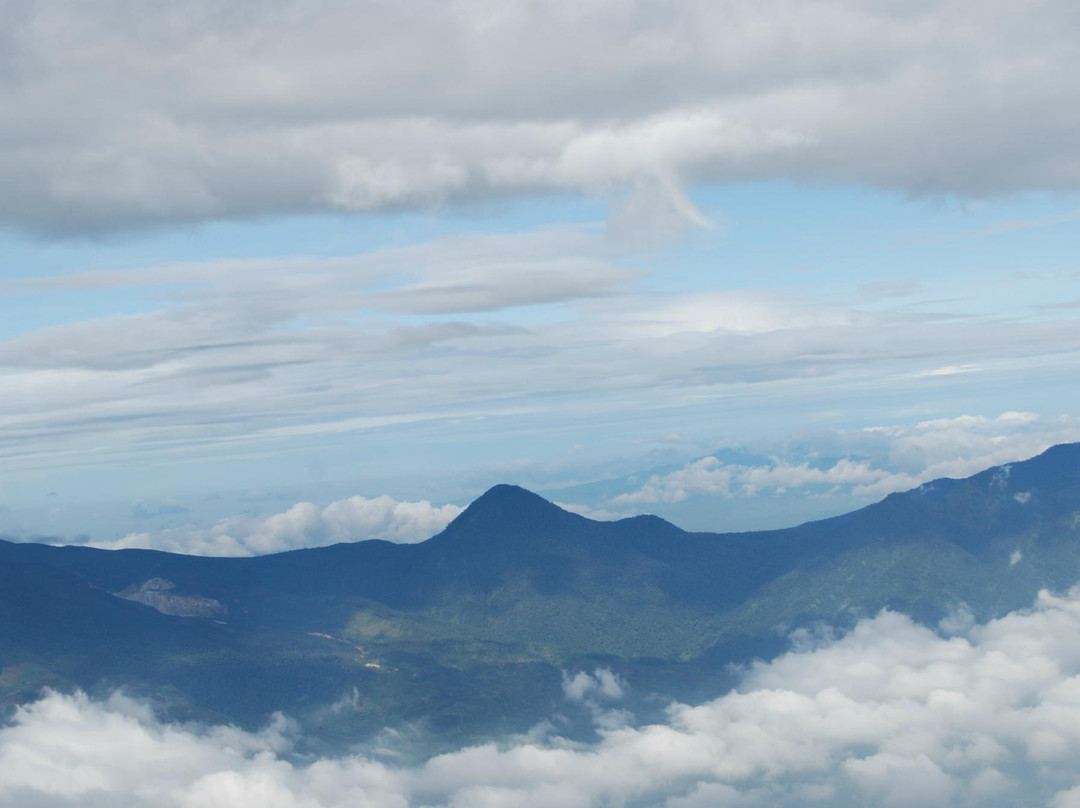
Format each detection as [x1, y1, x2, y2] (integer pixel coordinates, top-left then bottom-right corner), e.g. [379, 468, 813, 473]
[3, 443, 1080, 743]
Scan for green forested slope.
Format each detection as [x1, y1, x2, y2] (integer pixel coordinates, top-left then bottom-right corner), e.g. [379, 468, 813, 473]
[2, 443, 1079, 742]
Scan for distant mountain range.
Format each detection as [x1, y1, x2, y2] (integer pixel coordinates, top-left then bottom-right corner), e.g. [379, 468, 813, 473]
[3, 443, 1080, 746]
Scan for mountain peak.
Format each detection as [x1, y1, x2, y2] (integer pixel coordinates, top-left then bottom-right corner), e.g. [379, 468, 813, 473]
[434, 484, 581, 544]
[463, 483, 567, 520]
[476, 483, 549, 503]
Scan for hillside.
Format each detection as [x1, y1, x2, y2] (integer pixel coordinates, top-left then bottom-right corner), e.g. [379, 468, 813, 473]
[2, 443, 1080, 742]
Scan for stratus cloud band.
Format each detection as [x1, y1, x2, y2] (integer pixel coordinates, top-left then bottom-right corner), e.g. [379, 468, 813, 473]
[91, 494, 464, 556]
[4, 0, 1080, 232]
[8, 589, 1080, 806]
[608, 412, 1080, 507]
[3, 221, 1080, 485]
[64, 412, 1080, 554]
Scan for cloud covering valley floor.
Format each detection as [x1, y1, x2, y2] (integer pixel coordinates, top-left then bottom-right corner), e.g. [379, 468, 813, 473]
[8, 588, 1080, 806]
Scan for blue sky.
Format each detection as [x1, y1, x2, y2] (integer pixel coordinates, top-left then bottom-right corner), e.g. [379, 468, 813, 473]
[2, 1, 1080, 552]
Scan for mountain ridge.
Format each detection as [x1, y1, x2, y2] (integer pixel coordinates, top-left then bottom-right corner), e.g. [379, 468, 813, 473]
[8, 440, 1079, 557]
[2, 442, 1079, 741]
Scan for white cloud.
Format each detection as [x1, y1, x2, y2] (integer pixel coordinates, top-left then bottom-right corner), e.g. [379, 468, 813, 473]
[915, 365, 981, 378]
[561, 669, 627, 704]
[368, 258, 635, 315]
[879, 412, 1075, 481]
[89, 494, 464, 556]
[561, 668, 632, 731]
[4, 0, 1080, 233]
[606, 411, 1080, 508]
[2, 223, 1080, 490]
[611, 455, 903, 505]
[938, 604, 976, 636]
[12, 589, 1080, 805]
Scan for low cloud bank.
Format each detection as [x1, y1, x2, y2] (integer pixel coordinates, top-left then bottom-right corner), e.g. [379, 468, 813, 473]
[609, 411, 1080, 507]
[70, 412, 1080, 553]
[9, 588, 1080, 805]
[90, 494, 464, 556]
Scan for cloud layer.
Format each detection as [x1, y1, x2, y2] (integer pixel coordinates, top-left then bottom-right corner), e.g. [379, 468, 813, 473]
[4, 219, 1080, 491]
[9, 589, 1080, 805]
[28, 410, 1080, 550]
[3, 1, 1080, 539]
[4, 0, 1080, 232]
[90, 494, 464, 556]
[604, 411, 1080, 509]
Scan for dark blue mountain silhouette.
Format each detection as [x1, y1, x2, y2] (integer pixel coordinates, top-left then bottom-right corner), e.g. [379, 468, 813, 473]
[3, 443, 1080, 740]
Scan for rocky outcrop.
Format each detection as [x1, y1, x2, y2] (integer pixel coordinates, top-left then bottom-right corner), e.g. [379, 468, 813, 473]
[115, 578, 226, 619]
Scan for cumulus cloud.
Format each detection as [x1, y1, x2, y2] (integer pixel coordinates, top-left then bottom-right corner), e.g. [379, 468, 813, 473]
[605, 412, 1080, 508]
[89, 494, 464, 556]
[561, 668, 632, 731]
[612, 455, 902, 506]
[11, 589, 1080, 805]
[562, 668, 627, 704]
[3, 0, 1080, 233]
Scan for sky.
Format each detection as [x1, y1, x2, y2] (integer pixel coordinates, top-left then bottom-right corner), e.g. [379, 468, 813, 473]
[2, 0, 1080, 550]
